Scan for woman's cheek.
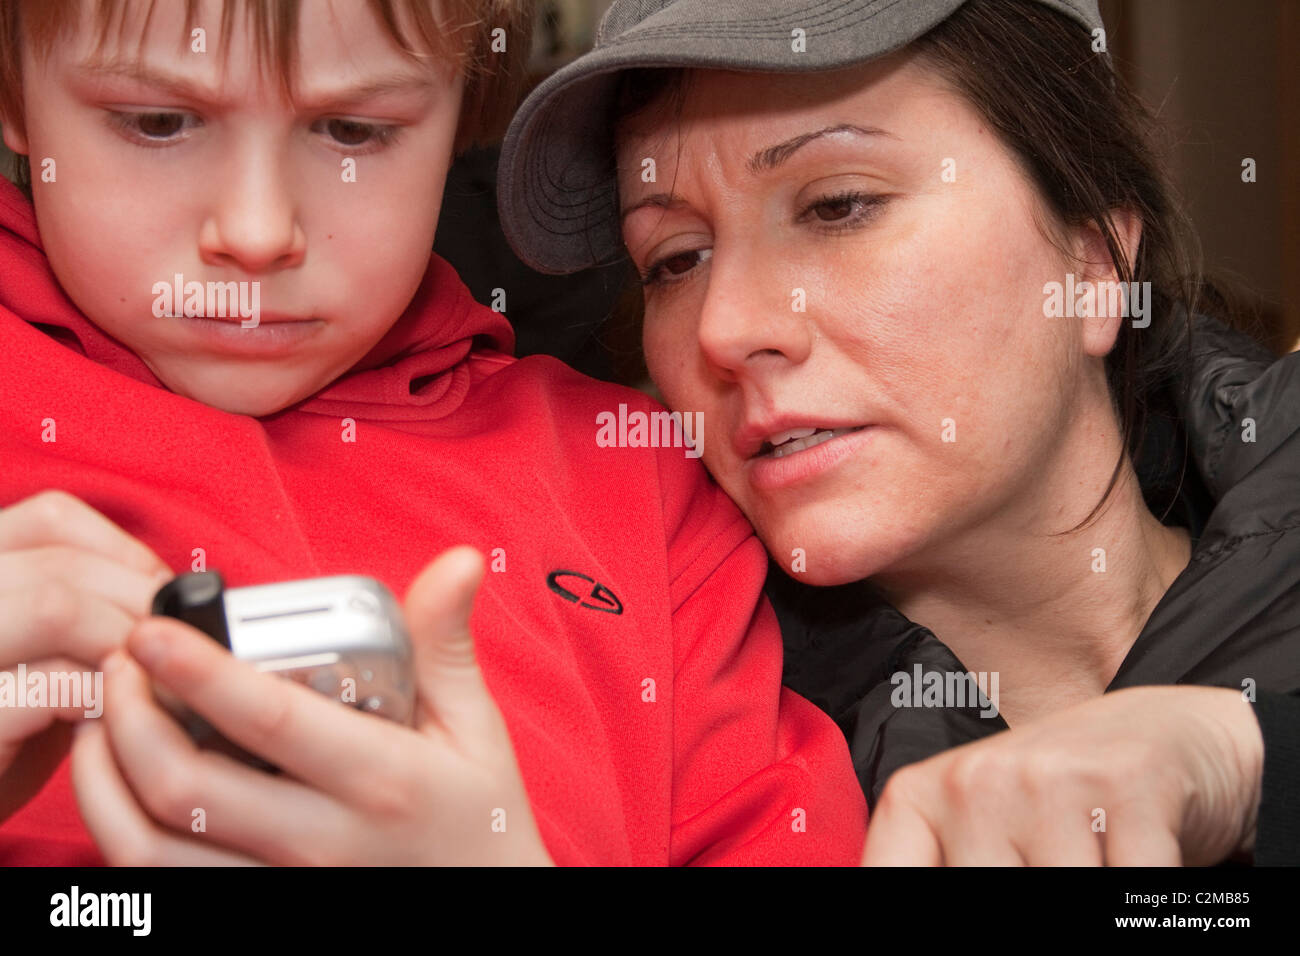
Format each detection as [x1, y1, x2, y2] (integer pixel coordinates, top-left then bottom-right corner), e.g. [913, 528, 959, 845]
[643, 316, 692, 402]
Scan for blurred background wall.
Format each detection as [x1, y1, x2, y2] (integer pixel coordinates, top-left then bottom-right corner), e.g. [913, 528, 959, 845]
[1100, 0, 1298, 351]
[528, 0, 616, 74]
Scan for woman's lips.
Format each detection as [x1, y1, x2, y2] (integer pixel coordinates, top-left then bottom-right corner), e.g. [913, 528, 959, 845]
[764, 425, 862, 458]
[747, 424, 875, 490]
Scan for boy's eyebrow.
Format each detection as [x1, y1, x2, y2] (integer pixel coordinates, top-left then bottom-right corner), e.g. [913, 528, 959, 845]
[74, 59, 437, 108]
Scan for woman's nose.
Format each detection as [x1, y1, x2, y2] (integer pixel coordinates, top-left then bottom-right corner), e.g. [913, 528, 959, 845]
[696, 253, 814, 380]
[198, 149, 306, 273]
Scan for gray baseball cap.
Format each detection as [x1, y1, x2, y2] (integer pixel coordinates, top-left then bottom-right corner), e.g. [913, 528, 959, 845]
[498, 0, 1105, 275]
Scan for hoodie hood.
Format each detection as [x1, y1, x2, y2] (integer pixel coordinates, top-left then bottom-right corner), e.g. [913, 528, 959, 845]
[0, 176, 514, 422]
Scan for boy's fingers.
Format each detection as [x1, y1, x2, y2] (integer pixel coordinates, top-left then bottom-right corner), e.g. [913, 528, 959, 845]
[0, 656, 105, 742]
[70, 719, 257, 867]
[124, 619, 422, 807]
[0, 490, 169, 577]
[99, 648, 355, 864]
[0, 581, 139, 669]
[3, 546, 168, 615]
[11, 547, 173, 618]
[405, 547, 501, 741]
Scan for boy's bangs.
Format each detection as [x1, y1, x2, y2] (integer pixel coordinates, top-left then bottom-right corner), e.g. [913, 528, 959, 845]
[11, 0, 474, 100]
[1, 0, 533, 187]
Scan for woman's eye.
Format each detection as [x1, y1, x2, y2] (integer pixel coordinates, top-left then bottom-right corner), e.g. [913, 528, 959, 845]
[813, 196, 856, 221]
[641, 248, 712, 287]
[313, 118, 401, 152]
[109, 111, 197, 145]
[800, 191, 887, 229]
[660, 251, 700, 275]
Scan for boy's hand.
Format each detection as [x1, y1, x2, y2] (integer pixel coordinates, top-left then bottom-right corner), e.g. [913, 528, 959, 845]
[0, 490, 172, 823]
[70, 546, 554, 866]
[860, 686, 1264, 866]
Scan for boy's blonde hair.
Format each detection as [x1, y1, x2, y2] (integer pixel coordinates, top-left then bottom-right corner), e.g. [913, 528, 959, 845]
[0, 0, 534, 190]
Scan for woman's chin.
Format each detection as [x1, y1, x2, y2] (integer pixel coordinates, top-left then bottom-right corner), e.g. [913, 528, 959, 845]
[760, 527, 911, 588]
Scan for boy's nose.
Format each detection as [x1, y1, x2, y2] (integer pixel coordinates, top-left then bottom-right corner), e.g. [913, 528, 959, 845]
[199, 160, 306, 273]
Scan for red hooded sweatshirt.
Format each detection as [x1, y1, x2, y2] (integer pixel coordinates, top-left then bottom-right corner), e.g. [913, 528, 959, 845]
[0, 177, 865, 866]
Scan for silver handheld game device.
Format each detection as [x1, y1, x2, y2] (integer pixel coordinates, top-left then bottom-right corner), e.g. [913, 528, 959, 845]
[151, 572, 415, 764]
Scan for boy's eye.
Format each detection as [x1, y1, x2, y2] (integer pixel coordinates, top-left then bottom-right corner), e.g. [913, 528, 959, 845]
[312, 117, 401, 152]
[108, 110, 198, 145]
[324, 119, 374, 145]
[135, 112, 186, 138]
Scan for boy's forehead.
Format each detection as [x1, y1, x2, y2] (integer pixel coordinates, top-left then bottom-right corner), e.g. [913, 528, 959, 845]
[49, 0, 453, 96]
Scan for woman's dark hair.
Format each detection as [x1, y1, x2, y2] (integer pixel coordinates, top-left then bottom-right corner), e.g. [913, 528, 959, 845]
[612, 0, 1262, 531]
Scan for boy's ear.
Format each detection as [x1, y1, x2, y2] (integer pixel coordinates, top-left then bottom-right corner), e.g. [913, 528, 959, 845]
[1, 114, 30, 155]
[1070, 208, 1143, 358]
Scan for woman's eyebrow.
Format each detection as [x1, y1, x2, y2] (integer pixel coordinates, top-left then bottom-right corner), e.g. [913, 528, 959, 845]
[73, 58, 435, 109]
[620, 123, 897, 221]
[620, 192, 683, 223]
[746, 123, 897, 174]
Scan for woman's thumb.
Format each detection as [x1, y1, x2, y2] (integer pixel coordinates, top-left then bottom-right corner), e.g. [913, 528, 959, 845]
[405, 546, 497, 737]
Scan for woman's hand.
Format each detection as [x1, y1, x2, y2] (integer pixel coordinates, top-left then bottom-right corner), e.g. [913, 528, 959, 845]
[70, 546, 553, 866]
[861, 685, 1264, 866]
[0, 490, 172, 824]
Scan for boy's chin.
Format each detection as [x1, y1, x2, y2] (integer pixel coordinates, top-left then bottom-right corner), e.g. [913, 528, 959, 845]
[154, 367, 316, 417]
[207, 393, 306, 416]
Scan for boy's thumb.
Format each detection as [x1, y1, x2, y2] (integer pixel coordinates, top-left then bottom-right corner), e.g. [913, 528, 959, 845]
[405, 545, 497, 738]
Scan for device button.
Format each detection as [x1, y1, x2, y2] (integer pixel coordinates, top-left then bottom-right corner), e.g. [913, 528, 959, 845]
[348, 592, 382, 617]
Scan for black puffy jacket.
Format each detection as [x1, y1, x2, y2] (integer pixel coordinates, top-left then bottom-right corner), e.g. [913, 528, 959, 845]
[770, 313, 1300, 864]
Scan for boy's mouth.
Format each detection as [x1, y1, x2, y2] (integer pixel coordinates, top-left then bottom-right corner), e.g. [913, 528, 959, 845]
[184, 314, 312, 324]
[179, 316, 324, 357]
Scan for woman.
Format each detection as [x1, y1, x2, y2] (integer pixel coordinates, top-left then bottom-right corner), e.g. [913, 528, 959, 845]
[498, 0, 1300, 864]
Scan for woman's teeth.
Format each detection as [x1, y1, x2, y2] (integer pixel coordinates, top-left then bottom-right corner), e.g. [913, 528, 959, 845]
[768, 427, 861, 459]
[767, 426, 819, 446]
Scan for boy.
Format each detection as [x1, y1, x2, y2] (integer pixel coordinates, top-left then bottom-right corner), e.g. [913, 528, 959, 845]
[0, 0, 865, 864]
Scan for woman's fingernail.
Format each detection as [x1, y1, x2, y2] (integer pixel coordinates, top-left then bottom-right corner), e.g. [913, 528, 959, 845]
[101, 650, 125, 674]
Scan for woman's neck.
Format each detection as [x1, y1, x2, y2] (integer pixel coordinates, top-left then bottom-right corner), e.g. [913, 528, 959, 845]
[872, 411, 1192, 727]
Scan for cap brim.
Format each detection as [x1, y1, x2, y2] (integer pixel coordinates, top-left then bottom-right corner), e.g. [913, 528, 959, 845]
[499, 0, 969, 275]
